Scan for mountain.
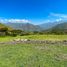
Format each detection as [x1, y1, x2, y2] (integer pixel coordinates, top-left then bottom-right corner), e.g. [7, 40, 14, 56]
[1, 22, 67, 34]
[52, 22, 67, 30]
[4, 23, 42, 32]
[51, 22, 67, 34]
[4, 20, 66, 32]
[42, 22, 67, 34]
[3, 21, 67, 33]
[39, 21, 64, 30]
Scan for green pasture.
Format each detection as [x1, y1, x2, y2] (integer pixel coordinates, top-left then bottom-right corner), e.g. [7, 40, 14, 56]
[0, 35, 67, 67]
[0, 35, 67, 42]
[0, 44, 67, 67]
[20, 35, 67, 40]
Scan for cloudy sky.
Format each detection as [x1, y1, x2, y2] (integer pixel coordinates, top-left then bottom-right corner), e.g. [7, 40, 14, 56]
[0, 0, 67, 24]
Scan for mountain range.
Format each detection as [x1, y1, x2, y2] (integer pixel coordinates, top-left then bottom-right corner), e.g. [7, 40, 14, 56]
[39, 22, 61, 30]
[1, 21, 67, 32]
[4, 22, 42, 32]
[51, 22, 67, 30]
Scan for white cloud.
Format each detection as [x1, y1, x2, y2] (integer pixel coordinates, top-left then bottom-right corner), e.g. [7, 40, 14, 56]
[50, 13, 67, 19]
[44, 13, 67, 23]
[0, 18, 30, 23]
[55, 18, 62, 22]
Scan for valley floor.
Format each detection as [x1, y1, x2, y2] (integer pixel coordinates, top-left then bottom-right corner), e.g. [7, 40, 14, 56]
[0, 35, 67, 67]
[0, 35, 67, 42]
[0, 43, 67, 67]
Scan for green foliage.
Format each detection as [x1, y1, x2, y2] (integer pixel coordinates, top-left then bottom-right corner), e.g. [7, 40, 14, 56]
[0, 27, 8, 32]
[10, 30, 21, 36]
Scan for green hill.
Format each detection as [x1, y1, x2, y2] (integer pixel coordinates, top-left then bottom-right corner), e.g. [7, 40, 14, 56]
[52, 22, 67, 29]
[0, 23, 15, 36]
[0, 23, 13, 31]
[42, 22, 67, 34]
[50, 22, 67, 34]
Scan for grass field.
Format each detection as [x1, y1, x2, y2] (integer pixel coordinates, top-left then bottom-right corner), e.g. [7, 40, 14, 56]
[0, 35, 67, 67]
[0, 44, 67, 67]
[0, 35, 67, 42]
[20, 35, 67, 40]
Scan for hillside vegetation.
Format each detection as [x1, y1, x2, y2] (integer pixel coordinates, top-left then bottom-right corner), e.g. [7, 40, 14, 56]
[0, 22, 67, 36]
[41, 22, 67, 34]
